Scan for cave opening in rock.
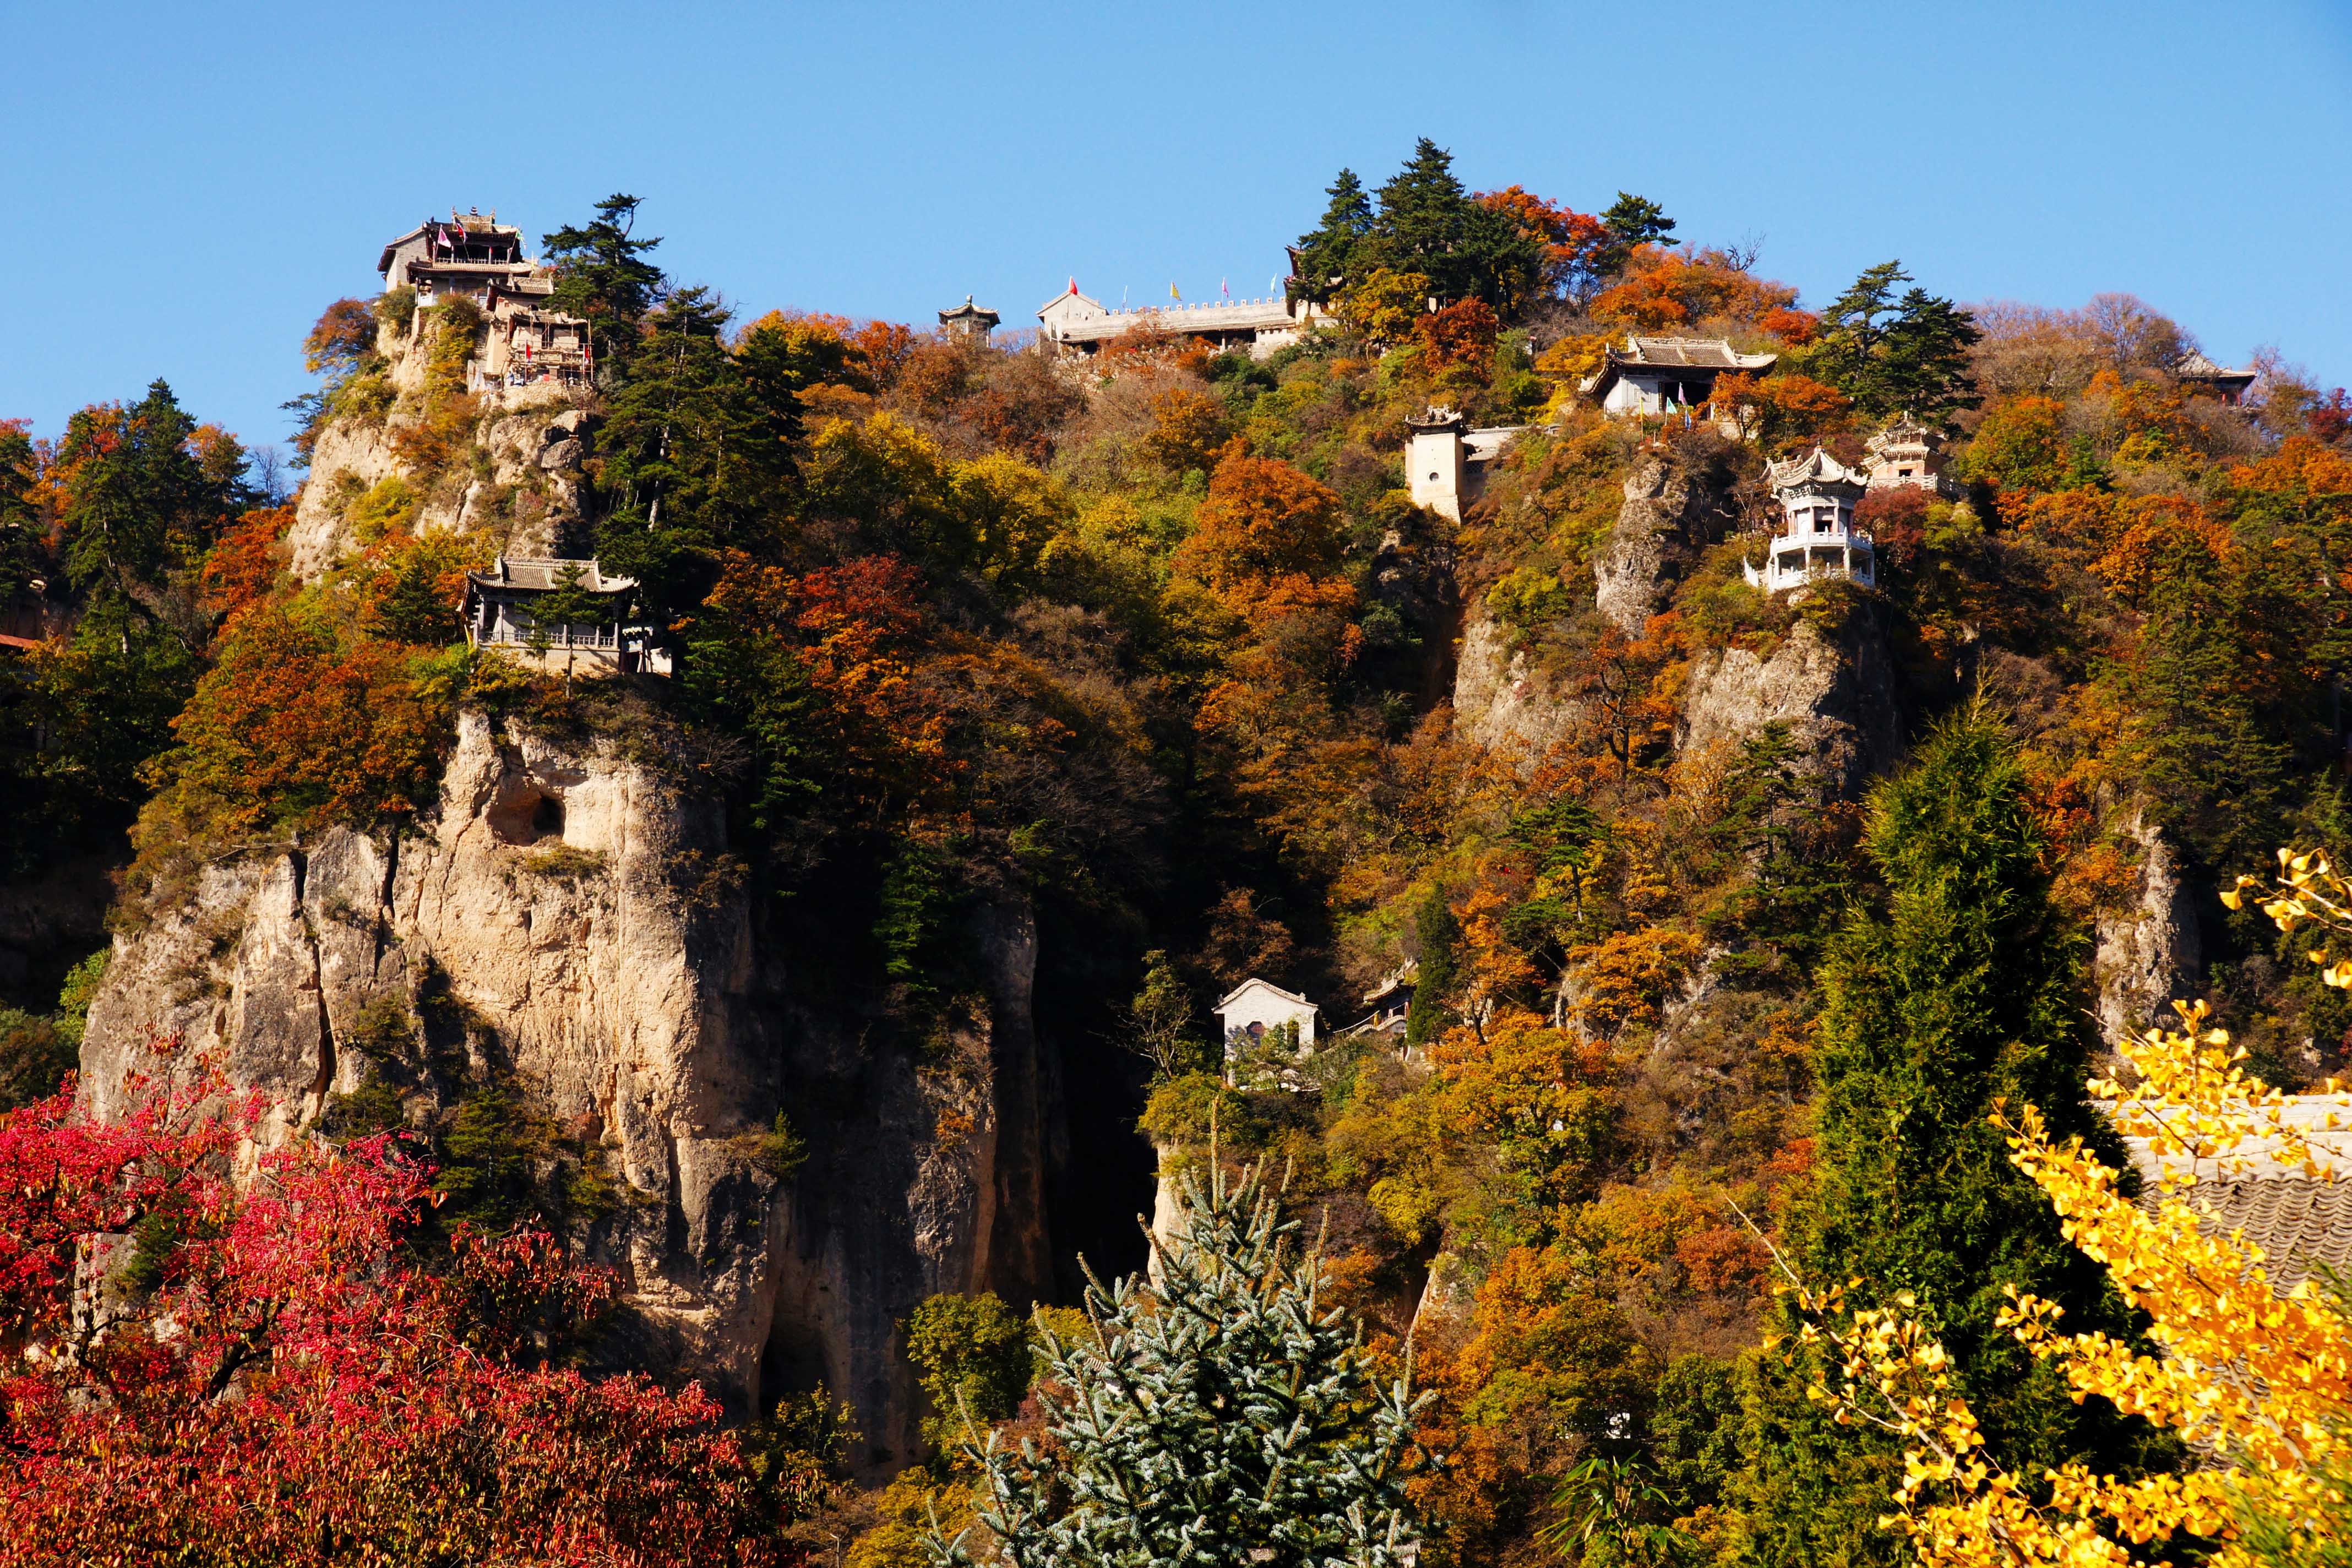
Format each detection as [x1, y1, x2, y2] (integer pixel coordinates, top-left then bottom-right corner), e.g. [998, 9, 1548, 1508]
[531, 793, 565, 840]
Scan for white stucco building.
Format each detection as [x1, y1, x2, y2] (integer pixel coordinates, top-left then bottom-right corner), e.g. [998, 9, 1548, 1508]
[1580, 336, 1778, 418]
[1037, 284, 1333, 360]
[1215, 977, 1318, 1058]
[1744, 449, 1875, 595]
[1407, 406, 1529, 523]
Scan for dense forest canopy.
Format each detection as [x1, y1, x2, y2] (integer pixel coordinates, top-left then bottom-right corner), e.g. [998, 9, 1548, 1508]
[3, 141, 2350, 1566]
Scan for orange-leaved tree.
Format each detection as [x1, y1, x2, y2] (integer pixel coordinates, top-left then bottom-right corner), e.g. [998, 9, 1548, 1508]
[144, 602, 461, 841]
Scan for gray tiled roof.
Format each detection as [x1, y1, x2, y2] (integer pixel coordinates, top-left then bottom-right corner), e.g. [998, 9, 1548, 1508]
[1621, 336, 1778, 371]
[2125, 1095, 2352, 1292]
[2168, 1176, 2352, 1291]
[464, 557, 636, 594]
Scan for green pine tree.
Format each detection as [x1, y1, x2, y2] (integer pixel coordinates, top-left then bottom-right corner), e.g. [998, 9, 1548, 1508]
[1402, 889, 1459, 1051]
[1723, 706, 2154, 1566]
[1592, 191, 1677, 279]
[930, 1161, 1426, 1568]
[1355, 138, 1542, 313]
[1289, 168, 1374, 306]
[541, 193, 665, 379]
[1807, 260, 1981, 422]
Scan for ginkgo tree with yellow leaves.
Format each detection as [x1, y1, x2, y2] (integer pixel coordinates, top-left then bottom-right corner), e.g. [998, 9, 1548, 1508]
[1781, 847, 2352, 1568]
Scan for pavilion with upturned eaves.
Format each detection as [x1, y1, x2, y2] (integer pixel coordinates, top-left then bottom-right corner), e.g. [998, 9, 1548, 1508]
[1745, 449, 1875, 595]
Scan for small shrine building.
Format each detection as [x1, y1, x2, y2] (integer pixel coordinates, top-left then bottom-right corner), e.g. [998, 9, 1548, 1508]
[1745, 449, 1875, 595]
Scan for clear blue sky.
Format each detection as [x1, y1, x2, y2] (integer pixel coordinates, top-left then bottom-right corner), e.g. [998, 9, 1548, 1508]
[6, 1, 2349, 455]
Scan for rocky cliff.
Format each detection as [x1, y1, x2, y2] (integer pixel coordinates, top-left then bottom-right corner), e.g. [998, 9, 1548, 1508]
[1678, 611, 1902, 801]
[285, 309, 589, 581]
[79, 710, 1058, 1469]
[1594, 450, 1723, 637]
[2091, 812, 2203, 1046]
[1450, 616, 1583, 767]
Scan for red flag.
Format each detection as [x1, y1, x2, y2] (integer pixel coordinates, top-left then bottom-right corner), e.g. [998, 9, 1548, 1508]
[1068, 277, 1076, 293]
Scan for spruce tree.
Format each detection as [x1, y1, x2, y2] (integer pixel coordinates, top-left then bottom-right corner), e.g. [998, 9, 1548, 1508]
[1724, 707, 2150, 1566]
[930, 1161, 1425, 1568]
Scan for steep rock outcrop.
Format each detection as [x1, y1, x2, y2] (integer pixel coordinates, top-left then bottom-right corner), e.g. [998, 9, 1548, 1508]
[81, 710, 1057, 1469]
[284, 315, 589, 581]
[1594, 454, 1718, 636]
[2093, 813, 2203, 1045]
[1451, 616, 1583, 767]
[1676, 613, 1901, 800]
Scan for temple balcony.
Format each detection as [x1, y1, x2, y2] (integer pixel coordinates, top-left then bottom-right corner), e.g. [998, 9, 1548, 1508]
[1744, 533, 1877, 594]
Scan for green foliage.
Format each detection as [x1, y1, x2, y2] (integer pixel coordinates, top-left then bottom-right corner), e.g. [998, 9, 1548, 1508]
[542, 194, 664, 373]
[752, 1110, 808, 1180]
[1801, 260, 1982, 423]
[1592, 191, 1677, 278]
[1723, 708, 2148, 1566]
[322, 1063, 409, 1141]
[0, 1008, 77, 1111]
[375, 285, 418, 337]
[875, 835, 957, 997]
[346, 476, 418, 542]
[1484, 563, 1573, 633]
[1122, 948, 1202, 1081]
[1, 595, 204, 875]
[905, 1292, 1033, 1461]
[1403, 890, 1458, 1049]
[434, 1081, 548, 1231]
[1289, 169, 1374, 306]
[56, 379, 251, 599]
[930, 1161, 1425, 1568]
[55, 950, 108, 1040]
[1320, 138, 1543, 315]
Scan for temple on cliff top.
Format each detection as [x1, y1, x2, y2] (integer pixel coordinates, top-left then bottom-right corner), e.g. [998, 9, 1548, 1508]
[378, 208, 592, 392]
[1037, 282, 1334, 360]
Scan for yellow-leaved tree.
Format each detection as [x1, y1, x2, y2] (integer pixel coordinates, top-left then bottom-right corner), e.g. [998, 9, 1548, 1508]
[1769, 845, 2352, 1567]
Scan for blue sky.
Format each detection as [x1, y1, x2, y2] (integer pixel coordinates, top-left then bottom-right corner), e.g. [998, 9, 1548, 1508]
[5, 1, 2349, 455]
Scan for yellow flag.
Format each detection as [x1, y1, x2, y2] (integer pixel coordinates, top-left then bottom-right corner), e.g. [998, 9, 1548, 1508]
[1169, 283, 1180, 301]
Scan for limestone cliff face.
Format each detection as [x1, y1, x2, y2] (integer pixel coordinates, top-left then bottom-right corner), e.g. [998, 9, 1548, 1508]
[1450, 616, 1583, 768]
[80, 711, 1057, 1469]
[2092, 813, 2203, 1046]
[1677, 613, 1901, 801]
[1594, 453, 1718, 637]
[284, 313, 590, 581]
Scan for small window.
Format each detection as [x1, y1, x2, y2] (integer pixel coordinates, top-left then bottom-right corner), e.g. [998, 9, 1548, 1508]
[1428, 472, 1441, 482]
[1898, 466, 1915, 477]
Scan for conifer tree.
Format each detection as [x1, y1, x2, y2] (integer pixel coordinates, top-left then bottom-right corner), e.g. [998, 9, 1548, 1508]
[1724, 707, 2150, 1566]
[930, 1161, 1425, 1568]
[1290, 169, 1373, 306]
[542, 193, 665, 377]
[1592, 190, 1676, 277]
[1350, 139, 1541, 313]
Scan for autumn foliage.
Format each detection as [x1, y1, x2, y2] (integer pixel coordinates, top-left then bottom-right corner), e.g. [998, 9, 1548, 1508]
[0, 1071, 821, 1565]
[148, 603, 459, 839]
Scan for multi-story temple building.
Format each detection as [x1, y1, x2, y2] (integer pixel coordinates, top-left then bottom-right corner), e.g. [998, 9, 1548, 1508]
[1864, 414, 1954, 496]
[1745, 448, 1875, 595]
[377, 209, 592, 392]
